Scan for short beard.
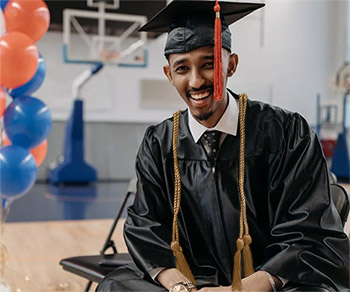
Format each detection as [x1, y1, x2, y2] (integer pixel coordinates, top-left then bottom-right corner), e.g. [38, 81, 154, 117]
[194, 110, 214, 121]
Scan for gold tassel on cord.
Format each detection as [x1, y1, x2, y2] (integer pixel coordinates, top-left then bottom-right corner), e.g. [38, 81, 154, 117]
[232, 238, 244, 291]
[171, 241, 196, 283]
[243, 234, 254, 277]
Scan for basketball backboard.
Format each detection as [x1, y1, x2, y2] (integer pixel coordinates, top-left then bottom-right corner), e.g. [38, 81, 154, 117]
[62, 0, 148, 67]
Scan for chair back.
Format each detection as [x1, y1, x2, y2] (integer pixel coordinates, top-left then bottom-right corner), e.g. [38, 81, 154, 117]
[330, 183, 350, 227]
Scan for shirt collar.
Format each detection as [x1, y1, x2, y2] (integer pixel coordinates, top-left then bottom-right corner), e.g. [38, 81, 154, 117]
[188, 91, 239, 143]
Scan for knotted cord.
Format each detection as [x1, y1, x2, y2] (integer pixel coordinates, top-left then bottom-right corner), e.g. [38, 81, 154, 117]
[171, 94, 252, 291]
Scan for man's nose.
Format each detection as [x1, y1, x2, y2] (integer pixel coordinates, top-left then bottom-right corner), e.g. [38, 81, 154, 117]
[189, 69, 205, 89]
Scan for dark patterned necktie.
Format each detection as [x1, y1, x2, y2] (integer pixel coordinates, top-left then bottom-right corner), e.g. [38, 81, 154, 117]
[202, 130, 222, 160]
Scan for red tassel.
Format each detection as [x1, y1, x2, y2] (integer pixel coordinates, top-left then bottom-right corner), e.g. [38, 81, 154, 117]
[214, 1, 223, 101]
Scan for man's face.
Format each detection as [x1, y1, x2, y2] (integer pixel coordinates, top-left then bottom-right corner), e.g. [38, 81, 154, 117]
[163, 46, 238, 127]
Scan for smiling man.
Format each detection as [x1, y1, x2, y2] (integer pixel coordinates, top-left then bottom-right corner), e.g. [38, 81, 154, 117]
[96, 1, 349, 292]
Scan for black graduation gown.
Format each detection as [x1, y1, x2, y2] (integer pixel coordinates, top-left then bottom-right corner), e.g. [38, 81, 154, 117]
[122, 98, 349, 291]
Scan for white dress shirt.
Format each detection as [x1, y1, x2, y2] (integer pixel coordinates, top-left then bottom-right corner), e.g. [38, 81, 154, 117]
[188, 91, 239, 144]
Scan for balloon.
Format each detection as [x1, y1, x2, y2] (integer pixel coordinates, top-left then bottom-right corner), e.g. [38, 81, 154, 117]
[29, 139, 47, 166]
[0, 8, 5, 36]
[4, 95, 51, 149]
[2, 136, 9, 145]
[9, 54, 46, 98]
[0, 145, 37, 198]
[0, 0, 9, 11]
[1, 195, 23, 211]
[1, 197, 7, 209]
[0, 86, 5, 117]
[3, 136, 47, 167]
[4, 0, 50, 43]
[0, 32, 39, 89]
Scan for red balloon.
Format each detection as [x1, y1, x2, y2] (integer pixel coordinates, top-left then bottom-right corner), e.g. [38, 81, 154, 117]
[3, 136, 47, 167]
[0, 87, 5, 118]
[0, 32, 39, 89]
[4, 0, 50, 43]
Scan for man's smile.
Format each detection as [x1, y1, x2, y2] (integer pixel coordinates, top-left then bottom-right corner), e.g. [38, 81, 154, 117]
[187, 87, 213, 107]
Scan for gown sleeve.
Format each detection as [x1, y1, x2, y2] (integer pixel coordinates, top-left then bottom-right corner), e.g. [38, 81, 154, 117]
[123, 126, 176, 275]
[259, 113, 349, 290]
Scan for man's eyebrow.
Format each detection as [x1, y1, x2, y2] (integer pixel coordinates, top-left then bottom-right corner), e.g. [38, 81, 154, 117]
[172, 54, 214, 67]
[172, 58, 188, 67]
[202, 55, 214, 60]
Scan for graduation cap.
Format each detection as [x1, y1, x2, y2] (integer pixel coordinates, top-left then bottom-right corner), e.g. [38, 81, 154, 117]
[140, 0, 264, 102]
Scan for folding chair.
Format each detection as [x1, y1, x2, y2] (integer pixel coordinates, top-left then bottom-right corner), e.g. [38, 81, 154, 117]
[59, 178, 136, 291]
[330, 183, 350, 227]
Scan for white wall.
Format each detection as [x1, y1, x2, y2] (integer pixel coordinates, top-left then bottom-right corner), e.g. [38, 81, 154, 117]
[229, 0, 331, 124]
[34, 0, 348, 127]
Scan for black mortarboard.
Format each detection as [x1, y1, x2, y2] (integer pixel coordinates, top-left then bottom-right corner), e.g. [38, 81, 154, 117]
[140, 0, 264, 102]
[140, 0, 264, 55]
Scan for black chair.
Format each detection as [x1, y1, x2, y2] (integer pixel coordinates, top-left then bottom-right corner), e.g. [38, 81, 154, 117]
[330, 183, 350, 227]
[59, 178, 136, 291]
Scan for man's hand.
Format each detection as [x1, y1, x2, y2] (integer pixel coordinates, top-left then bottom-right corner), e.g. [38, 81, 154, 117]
[157, 268, 198, 291]
[198, 271, 281, 292]
[158, 269, 280, 292]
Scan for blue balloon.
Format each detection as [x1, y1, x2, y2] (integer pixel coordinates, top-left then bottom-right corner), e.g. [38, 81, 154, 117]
[0, 0, 9, 11]
[4, 96, 52, 149]
[1, 197, 15, 211]
[0, 145, 37, 198]
[9, 54, 46, 98]
[1, 197, 7, 209]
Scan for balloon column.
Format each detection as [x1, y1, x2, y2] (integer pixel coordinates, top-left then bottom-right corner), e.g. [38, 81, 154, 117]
[0, 0, 51, 210]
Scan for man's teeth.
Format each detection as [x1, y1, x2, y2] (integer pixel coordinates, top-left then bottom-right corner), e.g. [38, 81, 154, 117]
[190, 91, 211, 100]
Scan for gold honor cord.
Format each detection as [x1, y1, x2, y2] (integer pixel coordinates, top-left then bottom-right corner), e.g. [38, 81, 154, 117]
[232, 93, 254, 291]
[171, 109, 196, 284]
[171, 94, 253, 290]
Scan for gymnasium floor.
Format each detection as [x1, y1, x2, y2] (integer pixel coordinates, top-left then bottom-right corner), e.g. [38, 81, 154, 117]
[1, 181, 131, 292]
[1, 181, 349, 292]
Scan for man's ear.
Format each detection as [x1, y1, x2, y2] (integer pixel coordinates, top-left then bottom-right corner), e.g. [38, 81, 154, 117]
[227, 53, 239, 77]
[163, 65, 174, 85]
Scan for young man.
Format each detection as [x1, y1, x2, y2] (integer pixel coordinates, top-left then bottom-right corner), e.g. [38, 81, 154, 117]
[97, 1, 349, 291]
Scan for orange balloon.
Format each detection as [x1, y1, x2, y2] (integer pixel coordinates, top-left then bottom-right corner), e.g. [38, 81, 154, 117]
[4, 0, 50, 43]
[0, 87, 6, 118]
[0, 32, 39, 89]
[3, 136, 10, 146]
[3, 137, 47, 167]
[29, 139, 48, 167]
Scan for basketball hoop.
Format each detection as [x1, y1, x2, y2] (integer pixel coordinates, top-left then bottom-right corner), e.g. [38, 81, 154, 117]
[62, 4, 148, 67]
[99, 50, 121, 63]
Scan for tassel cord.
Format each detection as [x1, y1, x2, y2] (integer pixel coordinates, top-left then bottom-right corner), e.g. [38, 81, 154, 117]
[214, 0, 223, 101]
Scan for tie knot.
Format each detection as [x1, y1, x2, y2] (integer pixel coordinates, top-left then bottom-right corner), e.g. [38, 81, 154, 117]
[203, 131, 221, 160]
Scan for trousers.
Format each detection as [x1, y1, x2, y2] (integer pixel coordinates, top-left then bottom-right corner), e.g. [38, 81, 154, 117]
[96, 265, 332, 292]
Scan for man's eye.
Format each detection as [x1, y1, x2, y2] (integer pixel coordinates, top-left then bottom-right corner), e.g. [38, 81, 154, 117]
[203, 62, 214, 69]
[175, 66, 188, 72]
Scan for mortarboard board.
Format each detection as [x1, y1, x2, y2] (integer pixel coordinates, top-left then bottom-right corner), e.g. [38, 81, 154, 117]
[140, 0, 264, 33]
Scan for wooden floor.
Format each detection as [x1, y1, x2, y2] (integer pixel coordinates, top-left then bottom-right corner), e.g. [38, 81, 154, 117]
[1, 184, 349, 292]
[1, 218, 127, 292]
